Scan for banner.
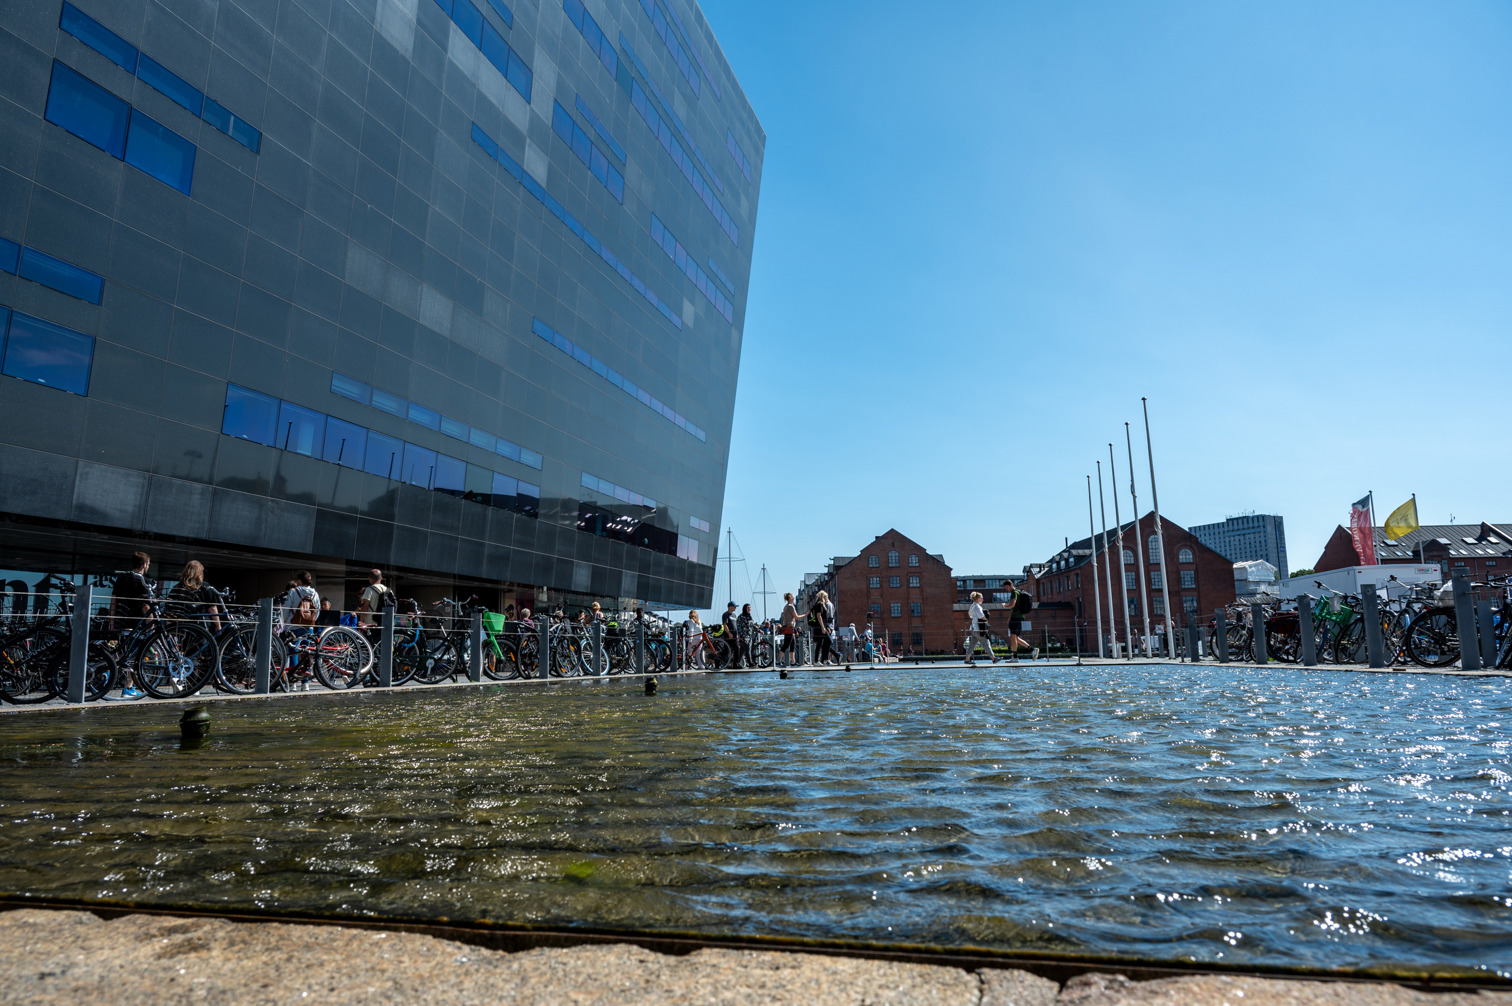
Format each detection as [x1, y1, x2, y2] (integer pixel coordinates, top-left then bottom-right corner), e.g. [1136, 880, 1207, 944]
[1384, 496, 1420, 541]
[1349, 494, 1378, 565]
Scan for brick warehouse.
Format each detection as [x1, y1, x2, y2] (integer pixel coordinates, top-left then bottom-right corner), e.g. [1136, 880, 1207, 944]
[1020, 512, 1235, 654]
[798, 530, 956, 655]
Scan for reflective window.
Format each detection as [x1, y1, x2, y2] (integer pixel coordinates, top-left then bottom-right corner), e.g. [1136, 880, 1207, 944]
[221, 384, 278, 445]
[371, 388, 406, 416]
[202, 97, 261, 153]
[1124, 572, 1138, 590]
[59, 2, 137, 72]
[45, 61, 129, 159]
[1148, 535, 1162, 564]
[887, 550, 898, 567]
[908, 575, 920, 587]
[434, 453, 465, 495]
[888, 576, 900, 588]
[726, 130, 752, 183]
[531, 318, 705, 440]
[868, 576, 880, 589]
[490, 471, 518, 509]
[277, 400, 325, 456]
[908, 554, 920, 567]
[331, 373, 371, 404]
[17, 247, 104, 304]
[689, 516, 711, 532]
[363, 430, 402, 479]
[1178, 547, 1194, 564]
[440, 415, 468, 441]
[0, 237, 17, 273]
[574, 95, 625, 161]
[636, 0, 698, 95]
[1, 310, 93, 395]
[1182, 596, 1199, 617]
[322, 416, 367, 468]
[551, 101, 624, 204]
[1151, 570, 1164, 589]
[1122, 549, 1134, 565]
[433, 0, 531, 100]
[475, 125, 684, 330]
[868, 555, 879, 567]
[485, 0, 513, 26]
[890, 603, 901, 618]
[137, 54, 202, 116]
[407, 402, 440, 430]
[1153, 596, 1166, 616]
[401, 442, 437, 488]
[124, 108, 195, 194]
[1180, 570, 1196, 589]
[650, 215, 732, 322]
[580, 472, 656, 509]
[562, 0, 617, 76]
[706, 256, 735, 294]
[909, 602, 922, 617]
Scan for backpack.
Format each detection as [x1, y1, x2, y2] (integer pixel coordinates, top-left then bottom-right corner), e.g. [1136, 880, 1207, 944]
[291, 587, 319, 626]
[1013, 590, 1033, 616]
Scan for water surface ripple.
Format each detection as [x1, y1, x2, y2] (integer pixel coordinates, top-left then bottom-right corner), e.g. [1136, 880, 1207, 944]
[2, 665, 1510, 973]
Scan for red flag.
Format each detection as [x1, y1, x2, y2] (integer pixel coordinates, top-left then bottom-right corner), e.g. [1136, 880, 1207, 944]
[1349, 494, 1377, 565]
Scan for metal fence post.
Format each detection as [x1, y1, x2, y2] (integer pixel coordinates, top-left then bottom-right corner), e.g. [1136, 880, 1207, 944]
[1299, 597, 1317, 667]
[1215, 609, 1230, 663]
[469, 611, 483, 682]
[1186, 620, 1200, 663]
[1453, 573, 1481, 671]
[255, 597, 273, 694]
[538, 614, 550, 679]
[590, 621, 603, 676]
[635, 619, 646, 675]
[1361, 583, 1386, 668]
[378, 610, 394, 688]
[66, 582, 92, 703]
[1477, 599, 1497, 669]
[1250, 602, 1268, 664]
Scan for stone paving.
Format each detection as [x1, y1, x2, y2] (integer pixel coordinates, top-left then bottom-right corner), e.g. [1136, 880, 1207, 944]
[2, 910, 1507, 1006]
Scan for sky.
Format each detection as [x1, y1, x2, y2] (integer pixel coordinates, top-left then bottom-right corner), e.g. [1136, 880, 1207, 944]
[691, 0, 1512, 615]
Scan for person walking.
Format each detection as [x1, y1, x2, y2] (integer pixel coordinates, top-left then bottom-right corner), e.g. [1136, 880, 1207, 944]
[685, 609, 707, 668]
[1004, 584, 1039, 661]
[963, 591, 999, 666]
[107, 551, 154, 700]
[808, 590, 833, 665]
[779, 592, 798, 667]
[736, 603, 756, 667]
[356, 568, 390, 628]
[720, 602, 744, 668]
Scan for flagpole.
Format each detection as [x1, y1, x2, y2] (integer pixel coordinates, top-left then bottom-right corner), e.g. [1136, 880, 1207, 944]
[1126, 423, 1153, 657]
[1097, 461, 1120, 659]
[1087, 475, 1105, 659]
[1142, 398, 1175, 656]
[1108, 444, 1135, 658]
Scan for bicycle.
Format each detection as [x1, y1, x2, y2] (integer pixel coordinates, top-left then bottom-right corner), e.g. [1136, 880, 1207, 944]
[1, 584, 117, 703]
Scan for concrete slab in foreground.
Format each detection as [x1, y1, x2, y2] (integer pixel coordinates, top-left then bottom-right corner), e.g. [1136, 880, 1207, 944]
[1, 910, 1506, 1006]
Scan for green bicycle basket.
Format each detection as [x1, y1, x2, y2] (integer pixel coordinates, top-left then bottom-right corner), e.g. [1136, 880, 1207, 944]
[481, 611, 507, 634]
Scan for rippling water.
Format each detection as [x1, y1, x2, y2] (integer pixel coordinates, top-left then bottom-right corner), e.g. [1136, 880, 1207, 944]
[2, 664, 1510, 974]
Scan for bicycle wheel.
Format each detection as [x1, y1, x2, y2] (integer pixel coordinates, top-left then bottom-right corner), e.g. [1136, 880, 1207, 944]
[1383, 612, 1412, 665]
[646, 638, 672, 671]
[1, 627, 69, 704]
[216, 624, 286, 694]
[391, 632, 424, 686]
[482, 635, 520, 680]
[44, 638, 119, 701]
[133, 622, 218, 699]
[604, 637, 634, 674]
[1267, 627, 1301, 663]
[1332, 619, 1365, 664]
[313, 626, 373, 689]
[412, 635, 463, 684]
[750, 637, 773, 668]
[1405, 610, 1459, 667]
[550, 636, 581, 677]
[577, 634, 609, 676]
[708, 635, 734, 669]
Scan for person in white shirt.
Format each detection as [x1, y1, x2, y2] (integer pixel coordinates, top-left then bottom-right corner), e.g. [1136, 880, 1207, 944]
[357, 568, 389, 627]
[963, 591, 999, 666]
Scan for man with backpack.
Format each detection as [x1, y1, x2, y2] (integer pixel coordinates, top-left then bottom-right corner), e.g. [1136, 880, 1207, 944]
[357, 568, 393, 628]
[1005, 584, 1039, 661]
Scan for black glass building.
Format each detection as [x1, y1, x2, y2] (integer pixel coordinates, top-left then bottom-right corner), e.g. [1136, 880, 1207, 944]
[0, 0, 762, 610]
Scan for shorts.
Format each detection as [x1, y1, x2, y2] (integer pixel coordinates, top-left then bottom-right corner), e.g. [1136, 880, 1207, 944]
[1008, 619, 1024, 634]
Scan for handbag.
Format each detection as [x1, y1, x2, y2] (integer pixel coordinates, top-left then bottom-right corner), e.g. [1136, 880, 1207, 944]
[781, 624, 795, 635]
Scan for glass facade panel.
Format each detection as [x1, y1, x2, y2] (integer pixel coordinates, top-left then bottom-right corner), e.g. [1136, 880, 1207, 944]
[277, 401, 326, 457]
[322, 417, 367, 468]
[45, 62, 129, 159]
[2, 311, 93, 395]
[17, 248, 104, 304]
[137, 55, 203, 116]
[364, 431, 403, 479]
[222, 385, 279, 446]
[124, 109, 196, 194]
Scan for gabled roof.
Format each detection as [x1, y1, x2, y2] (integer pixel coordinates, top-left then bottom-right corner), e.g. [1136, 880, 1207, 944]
[1369, 522, 1512, 560]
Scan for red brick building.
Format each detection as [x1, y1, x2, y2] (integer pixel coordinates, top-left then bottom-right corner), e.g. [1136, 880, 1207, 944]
[1315, 521, 1510, 597]
[798, 530, 956, 655]
[1018, 512, 1236, 655]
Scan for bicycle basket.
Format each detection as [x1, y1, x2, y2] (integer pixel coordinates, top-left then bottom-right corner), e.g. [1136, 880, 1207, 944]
[481, 611, 506, 634]
[1433, 582, 1455, 608]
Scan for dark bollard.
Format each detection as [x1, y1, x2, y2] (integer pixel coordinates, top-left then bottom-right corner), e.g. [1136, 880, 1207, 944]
[67, 582, 92, 704]
[1298, 597, 1317, 667]
[1214, 609, 1230, 663]
[1453, 573, 1481, 671]
[537, 612, 550, 680]
[468, 611, 483, 682]
[644, 675, 657, 695]
[635, 620, 646, 675]
[378, 609, 394, 688]
[1250, 603, 1268, 664]
[179, 706, 211, 740]
[1478, 599, 1497, 669]
[255, 597, 274, 694]
[1361, 583, 1386, 668]
[1186, 622, 1201, 662]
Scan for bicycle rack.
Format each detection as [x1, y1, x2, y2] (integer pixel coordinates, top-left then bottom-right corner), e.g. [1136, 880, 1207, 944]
[1478, 599, 1497, 668]
[1299, 597, 1317, 667]
[1214, 608, 1230, 663]
[378, 611, 395, 688]
[1453, 573, 1481, 671]
[66, 582, 92, 704]
[1362, 584, 1387, 668]
[537, 616, 550, 680]
[1250, 603, 1268, 664]
[255, 598, 274, 694]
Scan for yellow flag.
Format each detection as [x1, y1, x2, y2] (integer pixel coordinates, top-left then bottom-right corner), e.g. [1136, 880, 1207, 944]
[1384, 496, 1419, 541]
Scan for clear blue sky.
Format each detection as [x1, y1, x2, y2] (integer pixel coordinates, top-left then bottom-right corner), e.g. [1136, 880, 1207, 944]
[693, 0, 1512, 614]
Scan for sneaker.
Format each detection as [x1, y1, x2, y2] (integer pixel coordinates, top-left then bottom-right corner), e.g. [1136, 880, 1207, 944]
[964, 659, 976, 666]
[1031, 647, 1040, 661]
[121, 687, 144, 700]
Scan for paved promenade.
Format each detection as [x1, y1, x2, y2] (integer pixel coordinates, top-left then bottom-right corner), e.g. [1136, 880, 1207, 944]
[0, 909, 1505, 1005]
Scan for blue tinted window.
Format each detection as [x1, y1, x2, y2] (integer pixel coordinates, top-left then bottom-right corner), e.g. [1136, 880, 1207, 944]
[434, 453, 466, 494]
[227, 117, 260, 153]
[504, 50, 531, 101]
[563, 0, 585, 29]
[485, 0, 513, 26]
[490, 471, 517, 508]
[0, 311, 69, 386]
[551, 102, 573, 142]
[0, 237, 17, 273]
[407, 401, 440, 430]
[480, 22, 509, 76]
[515, 481, 540, 516]
[363, 430, 402, 478]
[570, 124, 591, 166]
[222, 384, 278, 444]
[519, 448, 543, 470]
[439, 415, 468, 441]
[494, 438, 520, 462]
[322, 416, 367, 467]
[277, 400, 326, 456]
[471, 122, 498, 160]
[433, 0, 454, 14]
[452, 0, 483, 44]
[331, 372, 371, 404]
[17, 247, 104, 304]
[45, 61, 129, 159]
[401, 442, 437, 488]
[607, 165, 624, 202]
[467, 427, 494, 450]
[59, 3, 137, 73]
[202, 96, 230, 132]
[124, 109, 195, 194]
[136, 54, 202, 115]
[371, 388, 406, 416]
